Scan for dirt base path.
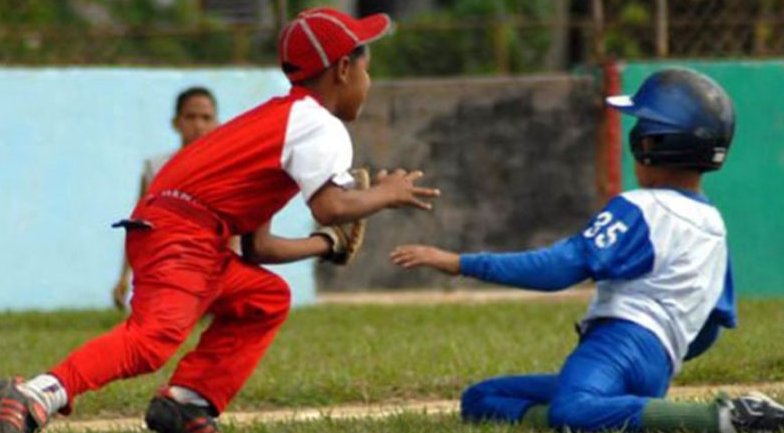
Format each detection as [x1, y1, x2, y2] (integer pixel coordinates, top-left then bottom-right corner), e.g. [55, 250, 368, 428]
[49, 382, 784, 432]
[317, 286, 596, 305]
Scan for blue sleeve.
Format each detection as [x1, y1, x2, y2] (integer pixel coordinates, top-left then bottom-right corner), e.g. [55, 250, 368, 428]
[710, 258, 737, 329]
[458, 195, 655, 289]
[684, 318, 721, 360]
[685, 258, 737, 361]
[459, 236, 591, 291]
[575, 195, 655, 280]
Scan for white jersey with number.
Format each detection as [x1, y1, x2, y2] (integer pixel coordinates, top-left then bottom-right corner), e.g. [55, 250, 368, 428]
[580, 188, 731, 372]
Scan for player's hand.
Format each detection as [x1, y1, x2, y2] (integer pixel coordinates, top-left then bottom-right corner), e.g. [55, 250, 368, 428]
[390, 245, 460, 275]
[111, 280, 129, 311]
[375, 169, 440, 211]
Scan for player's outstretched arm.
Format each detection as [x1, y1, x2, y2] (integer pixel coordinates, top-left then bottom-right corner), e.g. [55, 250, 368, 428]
[242, 222, 332, 264]
[308, 169, 440, 226]
[390, 245, 460, 275]
[396, 237, 594, 290]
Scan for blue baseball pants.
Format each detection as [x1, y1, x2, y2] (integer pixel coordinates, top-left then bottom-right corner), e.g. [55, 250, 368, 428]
[461, 319, 673, 431]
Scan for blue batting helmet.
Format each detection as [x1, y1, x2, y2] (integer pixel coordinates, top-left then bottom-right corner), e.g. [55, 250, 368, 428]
[607, 67, 735, 172]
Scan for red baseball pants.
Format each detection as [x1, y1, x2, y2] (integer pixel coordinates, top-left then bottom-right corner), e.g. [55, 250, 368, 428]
[50, 204, 291, 414]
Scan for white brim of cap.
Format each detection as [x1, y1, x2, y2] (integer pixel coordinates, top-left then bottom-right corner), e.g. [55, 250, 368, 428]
[606, 95, 634, 108]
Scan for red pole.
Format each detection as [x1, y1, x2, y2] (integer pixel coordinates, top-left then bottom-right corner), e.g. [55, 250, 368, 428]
[602, 59, 623, 200]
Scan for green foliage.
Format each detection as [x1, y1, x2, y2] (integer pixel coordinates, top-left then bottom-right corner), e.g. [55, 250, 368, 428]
[0, 0, 557, 73]
[371, 0, 554, 78]
[0, 0, 83, 24]
[97, 0, 236, 65]
[0, 0, 82, 63]
[371, 14, 494, 77]
[604, 1, 652, 59]
[0, 0, 235, 65]
[286, 0, 340, 16]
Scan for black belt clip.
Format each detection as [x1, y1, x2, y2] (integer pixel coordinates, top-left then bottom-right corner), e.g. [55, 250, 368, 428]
[111, 219, 155, 231]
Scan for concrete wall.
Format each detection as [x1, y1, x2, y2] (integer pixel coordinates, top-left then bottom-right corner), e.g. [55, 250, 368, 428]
[0, 67, 318, 311]
[318, 75, 601, 290]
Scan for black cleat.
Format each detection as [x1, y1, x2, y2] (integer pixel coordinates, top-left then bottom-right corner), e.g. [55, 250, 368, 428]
[729, 391, 784, 432]
[145, 390, 219, 433]
[0, 378, 48, 433]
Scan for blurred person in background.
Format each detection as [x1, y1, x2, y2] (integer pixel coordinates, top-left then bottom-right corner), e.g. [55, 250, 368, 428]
[111, 86, 220, 310]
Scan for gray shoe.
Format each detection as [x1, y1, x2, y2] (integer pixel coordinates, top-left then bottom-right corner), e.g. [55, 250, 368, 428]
[0, 378, 48, 433]
[729, 391, 784, 432]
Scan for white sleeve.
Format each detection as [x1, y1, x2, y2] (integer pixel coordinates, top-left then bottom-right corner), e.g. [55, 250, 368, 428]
[281, 99, 354, 201]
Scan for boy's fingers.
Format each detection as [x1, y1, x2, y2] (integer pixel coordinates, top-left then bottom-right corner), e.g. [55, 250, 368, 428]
[391, 245, 423, 255]
[390, 248, 418, 264]
[391, 256, 414, 267]
[408, 198, 433, 210]
[401, 256, 419, 267]
[405, 171, 424, 181]
[413, 187, 440, 197]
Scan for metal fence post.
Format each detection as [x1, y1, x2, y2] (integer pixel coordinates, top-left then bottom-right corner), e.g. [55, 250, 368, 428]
[592, 0, 605, 64]
[493, 19, 510, 75]
[655, 0, 669, 58]
[276, 0, 288, 31]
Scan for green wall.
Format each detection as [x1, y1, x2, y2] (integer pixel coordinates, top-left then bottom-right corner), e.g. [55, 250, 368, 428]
[619, 61, 784, 296]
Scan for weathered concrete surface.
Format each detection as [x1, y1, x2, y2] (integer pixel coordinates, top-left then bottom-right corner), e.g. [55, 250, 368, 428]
[318, 75, 602, 291]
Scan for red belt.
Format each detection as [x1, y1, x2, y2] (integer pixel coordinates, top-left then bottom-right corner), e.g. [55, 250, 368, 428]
[145, 191, 226, 234]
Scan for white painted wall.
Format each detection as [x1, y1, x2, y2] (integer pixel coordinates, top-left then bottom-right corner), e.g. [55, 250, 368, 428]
[0, 67, 317, 310]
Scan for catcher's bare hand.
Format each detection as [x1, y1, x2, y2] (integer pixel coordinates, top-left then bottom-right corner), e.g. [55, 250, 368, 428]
[375, 169, 440, 210]
[390, 245, 460, 275]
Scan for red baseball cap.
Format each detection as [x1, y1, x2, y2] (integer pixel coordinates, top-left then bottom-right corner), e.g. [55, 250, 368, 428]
[278, 7, 392, 82]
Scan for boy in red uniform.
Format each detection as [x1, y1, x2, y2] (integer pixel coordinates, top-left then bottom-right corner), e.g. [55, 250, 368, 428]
[0, 8, 439, 433]
[112, 86, 221, 310]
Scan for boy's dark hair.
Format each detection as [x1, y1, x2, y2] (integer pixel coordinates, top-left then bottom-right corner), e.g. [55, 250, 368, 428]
[175, 87, 217, 116]
[284, 45, 368, 86]
[348, 44, 368, 61]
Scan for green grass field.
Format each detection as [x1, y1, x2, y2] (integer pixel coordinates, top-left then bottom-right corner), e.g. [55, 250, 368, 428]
[185, 413, 523, 433]
[3, 297, 784, 424]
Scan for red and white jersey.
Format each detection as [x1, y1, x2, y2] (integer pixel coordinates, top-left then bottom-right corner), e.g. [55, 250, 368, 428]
[144, 86, 354, 234]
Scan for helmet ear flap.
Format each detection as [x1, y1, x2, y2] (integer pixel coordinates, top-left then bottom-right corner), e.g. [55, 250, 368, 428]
[629, 125, 655, 166]
[629, 123, 726, 172]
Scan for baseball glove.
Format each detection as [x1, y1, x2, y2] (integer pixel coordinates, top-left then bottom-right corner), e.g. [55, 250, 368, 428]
[312, 168, 371, 265]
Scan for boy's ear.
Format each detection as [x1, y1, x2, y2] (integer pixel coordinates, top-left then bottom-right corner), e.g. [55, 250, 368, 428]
[334, 56, 351, 84]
